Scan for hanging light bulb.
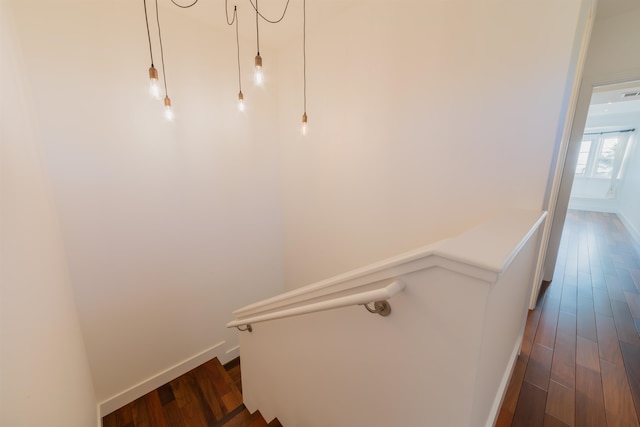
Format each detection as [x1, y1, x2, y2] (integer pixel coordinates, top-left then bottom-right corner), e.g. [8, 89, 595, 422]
[254, 54, 263, 86]
[238, 91, 245, 112]
[301, 112, 308, 136]
[164, 96, 174, 121]
[148, 65, 161, 99]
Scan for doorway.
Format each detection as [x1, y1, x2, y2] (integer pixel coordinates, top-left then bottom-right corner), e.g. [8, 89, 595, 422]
[543, 78, 640, 299]
[567, 81, 640, 233]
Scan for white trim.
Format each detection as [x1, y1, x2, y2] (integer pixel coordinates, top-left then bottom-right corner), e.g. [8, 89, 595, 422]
[98, 341, 226, 417]
[485, 335, 524, 427]
[531, 0, 598, 309]
[225, 344, 241, 357]
[618, 210, 640, 247]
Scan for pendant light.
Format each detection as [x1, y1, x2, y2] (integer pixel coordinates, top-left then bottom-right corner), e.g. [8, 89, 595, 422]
[143, 0, 161, 99]
[254, 0, 264, 86]
[155, 0, 174, 121]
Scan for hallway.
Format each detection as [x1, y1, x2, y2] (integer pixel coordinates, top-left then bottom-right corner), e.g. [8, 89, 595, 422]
[497, 210, 640, 426]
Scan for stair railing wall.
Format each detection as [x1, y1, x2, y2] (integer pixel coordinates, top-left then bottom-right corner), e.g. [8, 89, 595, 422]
[229, 209, 547, 427]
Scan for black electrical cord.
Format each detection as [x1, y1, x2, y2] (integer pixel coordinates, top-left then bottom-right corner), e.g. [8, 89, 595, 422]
[155, 0, 169, 95]
[170, 0, 199, 8]
[302, 0, 306, 115]
[248, 0, 290, 24]
[143, 0, 154, 65]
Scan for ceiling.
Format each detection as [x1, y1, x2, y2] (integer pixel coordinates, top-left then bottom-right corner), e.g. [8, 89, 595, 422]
[589, 80, 640, 117]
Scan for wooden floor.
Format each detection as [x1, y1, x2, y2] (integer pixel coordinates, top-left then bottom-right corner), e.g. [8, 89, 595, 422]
[103, 357, 281, 427]
[497, 210, 640, 426]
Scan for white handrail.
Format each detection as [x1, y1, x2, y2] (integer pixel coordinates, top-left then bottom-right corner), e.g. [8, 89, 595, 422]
[227, 280, 405, 329]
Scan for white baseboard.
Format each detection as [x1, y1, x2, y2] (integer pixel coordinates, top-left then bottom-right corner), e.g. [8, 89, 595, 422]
[225, 344, 240, 360]
[98, 341, 226, 417]
[485, 335, 523, 427]
[618, 211, 640, 248]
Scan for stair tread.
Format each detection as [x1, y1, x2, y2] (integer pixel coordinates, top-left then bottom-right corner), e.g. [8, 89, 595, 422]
[103, 357, 282, 426]
[247, 410, 269, 427]
[267, 418, 284, 427]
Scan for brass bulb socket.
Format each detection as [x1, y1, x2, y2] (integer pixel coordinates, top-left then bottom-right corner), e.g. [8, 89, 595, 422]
[149, 66, 158, 80]
[255, 54, 262, 68]
[164, 96, 172, 107]
[238, 91, 244, 101]
[302, 112, 308, 123]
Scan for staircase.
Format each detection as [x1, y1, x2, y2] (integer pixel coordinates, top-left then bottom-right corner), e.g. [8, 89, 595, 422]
[102, 357, 282, 427]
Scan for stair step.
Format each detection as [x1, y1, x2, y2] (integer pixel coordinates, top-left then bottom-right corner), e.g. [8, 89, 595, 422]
[267, 418, 284, 427]
[103, 357, 282, 426]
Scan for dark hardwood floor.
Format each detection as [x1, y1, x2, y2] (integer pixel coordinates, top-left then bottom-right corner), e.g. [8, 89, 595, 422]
[497, 210, 640, 426]
[102, 357, 281, 427]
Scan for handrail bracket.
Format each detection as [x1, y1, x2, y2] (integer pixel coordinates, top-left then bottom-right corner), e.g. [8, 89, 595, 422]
[362, 300, 391, 317]
[236, 324, 252, 333]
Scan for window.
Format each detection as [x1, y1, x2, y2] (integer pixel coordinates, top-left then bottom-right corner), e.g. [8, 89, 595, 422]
[575, 139, 592, 176]
[575, 133, 631, 179]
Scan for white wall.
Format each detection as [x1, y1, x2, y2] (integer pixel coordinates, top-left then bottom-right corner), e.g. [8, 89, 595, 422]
[8, 0, 284, 407]
[276, 0, 588, 289]
[0, 0, 97, 425]
[545, 5, 640, 278]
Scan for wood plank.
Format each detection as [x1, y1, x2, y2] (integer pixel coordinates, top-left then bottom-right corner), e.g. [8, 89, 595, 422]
[550, 312, 576, 389]
[560, 284, 577, 315]
[267, 418, 284, 427]
[620, 341, 640, 422]
[213, 358, 244, 410]
[192, 363, 225, 421]
[543, 413, 571, 427]
[115, 402, 134, 427]
[596, 313, 624, 366]
[618, 268, 640, 293]
[611, 299, 640, 346]
[575, 336, 600, 372]
[102, 412, 117, 427]
[593, 287, 613, 317]
[576, 294, 597, 342]
[247, 410, 269, 427]
[625, 291, 640, 319]
[170, 374, 208, 427]
[545, 380, 575, 426]
[630, 268, 640, 292]
[157, 383, 175, 405]
[512, 382, 547, 427]
[143, 390, 170, 427]
[221, 407, 254, 427]
[600, 358, 640, 427]
[162, 400, 187, 427]
[575, 365, 607, 427]
[201, 358, 243, 415]
[131, 396, 152, 427]
[495, 409, 515, 427]
[525, 343, 554, 392]
[607, 275, 628, 304]
[535, 295, 561, 349]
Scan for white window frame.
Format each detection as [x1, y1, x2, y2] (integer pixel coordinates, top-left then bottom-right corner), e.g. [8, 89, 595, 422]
[575, 132, 632, 179]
